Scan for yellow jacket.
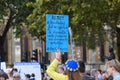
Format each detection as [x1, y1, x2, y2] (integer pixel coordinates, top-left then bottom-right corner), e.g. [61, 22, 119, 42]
[46, 59, 68, 80]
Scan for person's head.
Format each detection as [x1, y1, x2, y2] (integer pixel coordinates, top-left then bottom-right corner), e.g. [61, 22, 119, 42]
[91, 69, 97, 77]
[56, 65, 65, 74]
[12, 68, 18, 74]
[0, 77, 6, 80]
[30, 73, 35, 80]
[78, 60, 85, 73]
[109, 46, 113, 53]
[13, 72, 21, 80]
[102, 72, 107, 80]
[0, 71, 8, 80]
[31, 73, 35, 77]
[106, 59, 120, 76]
[97, 69, 102, 74]
[0, 74, 8, 80]
[25, 74, 31, 80]
[65, 59, 81, 80]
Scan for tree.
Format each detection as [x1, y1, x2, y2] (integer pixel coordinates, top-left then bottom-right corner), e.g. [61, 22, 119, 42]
[106, 0, 120, 60]
[0, 0, 33, 61]
[27, 0, 120, 60]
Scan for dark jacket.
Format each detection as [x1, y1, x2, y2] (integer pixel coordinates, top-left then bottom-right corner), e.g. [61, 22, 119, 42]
[105, 52, 115, 60]
[81, 73, 95, 80]
[105, 46, 115, 60]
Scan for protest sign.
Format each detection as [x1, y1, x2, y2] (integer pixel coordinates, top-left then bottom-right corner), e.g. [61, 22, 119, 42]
[46, 14, 69, 52]
[14, 62, 41, 80]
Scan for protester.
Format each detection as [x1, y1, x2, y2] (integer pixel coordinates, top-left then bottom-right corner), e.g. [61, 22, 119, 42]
[104, 46, 115, 61]
[12, 68, 18, 74]
[0, 70, 9, 80]
[0, 76, 6, 80]
[106, 59, 120, 80]
[90, 68, 98, 79]
[30, 73, 35, 80]
[46, 51, 81, 80]
[25, 74, 31, 80]
[102, 71, 113, 80]
[56, 65, 65, 74]
[6, 69, 13, 80]
[102, 72, 108, 80]
[13, 72, 21, 80]
[0, 74, 8, 80]
[78, 60, 95, 80]
[43, 72, 52, 80]
[97, 69, 102, 80]
[11, 68, 18, 77]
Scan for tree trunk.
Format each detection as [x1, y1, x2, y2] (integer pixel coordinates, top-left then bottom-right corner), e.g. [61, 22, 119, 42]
[0, 36, 6, 61]
[0, 7, 12, 62]
[116, 27, 120, 61]
[100, 44, 105, 62]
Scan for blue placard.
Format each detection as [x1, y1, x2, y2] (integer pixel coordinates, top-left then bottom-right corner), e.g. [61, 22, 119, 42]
[46, 14, 69, 52]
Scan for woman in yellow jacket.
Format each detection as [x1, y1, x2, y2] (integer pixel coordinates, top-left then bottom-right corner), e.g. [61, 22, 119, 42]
[46, 51, 81, 80]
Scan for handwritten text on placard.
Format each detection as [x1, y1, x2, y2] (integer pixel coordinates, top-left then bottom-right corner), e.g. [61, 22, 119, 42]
[46, 14, 69, 52]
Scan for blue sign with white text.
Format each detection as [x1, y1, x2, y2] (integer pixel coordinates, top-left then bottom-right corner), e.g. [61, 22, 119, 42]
[46, 14, 69, 52]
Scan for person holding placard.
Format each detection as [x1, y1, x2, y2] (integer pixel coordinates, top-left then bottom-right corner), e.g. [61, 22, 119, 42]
[46, 51, 82, 80]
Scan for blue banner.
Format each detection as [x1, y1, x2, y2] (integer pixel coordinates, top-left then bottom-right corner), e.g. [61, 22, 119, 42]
[46, 14, 69, 52]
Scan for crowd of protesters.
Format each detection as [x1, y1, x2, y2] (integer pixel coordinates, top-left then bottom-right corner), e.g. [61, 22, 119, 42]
[0, 59, 120, 80]
[45, 50, 120, 80]
[0, 68, 35, 80]
[0, 58, 120, 80]
[0, 47, 120, 80]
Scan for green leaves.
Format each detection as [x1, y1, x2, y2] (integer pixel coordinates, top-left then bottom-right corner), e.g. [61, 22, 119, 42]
[26, 0, 120, 49]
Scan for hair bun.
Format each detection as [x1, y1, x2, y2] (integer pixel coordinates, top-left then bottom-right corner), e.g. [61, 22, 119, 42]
[65, 59, 79, 72]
